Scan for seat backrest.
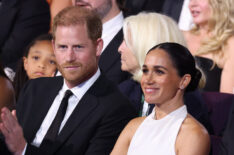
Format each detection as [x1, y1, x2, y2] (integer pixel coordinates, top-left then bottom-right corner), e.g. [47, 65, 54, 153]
[202, 92, 234, 136]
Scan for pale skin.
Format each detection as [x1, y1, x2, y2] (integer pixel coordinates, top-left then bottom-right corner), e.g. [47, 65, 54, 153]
[111, 48, 210, 155]
[183, 0, 234, 94]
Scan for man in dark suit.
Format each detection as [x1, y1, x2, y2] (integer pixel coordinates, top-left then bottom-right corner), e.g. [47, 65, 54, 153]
[125, 0, 164, 16]
[72, 0, 130, 84]
[0, 0, 50, 70]
[0, 6, 136, 155]
[162, 0, 185, 22]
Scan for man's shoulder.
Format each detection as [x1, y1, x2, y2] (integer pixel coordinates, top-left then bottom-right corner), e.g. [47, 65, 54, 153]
[29, 76, 62, 85]
[90, 74, 120, 95]
[93, 75, 135, 110]
[22, 76, 63, 93]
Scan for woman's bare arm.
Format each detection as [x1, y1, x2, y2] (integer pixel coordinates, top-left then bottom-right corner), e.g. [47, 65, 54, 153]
[220, 36, 234, 94]
[111, 117, 145, 155]
[176, 115, 210, 155]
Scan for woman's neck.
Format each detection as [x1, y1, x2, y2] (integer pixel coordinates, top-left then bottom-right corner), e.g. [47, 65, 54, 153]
[154, 92, 184, 120]
[197, 22, 211, 37]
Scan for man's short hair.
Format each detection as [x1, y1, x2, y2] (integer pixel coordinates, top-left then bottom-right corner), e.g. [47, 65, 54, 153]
[52, 6, 102, 42]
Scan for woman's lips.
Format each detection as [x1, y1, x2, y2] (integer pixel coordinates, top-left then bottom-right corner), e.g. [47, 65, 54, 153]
[34, 72, 44, 76]
[191, 10, 200, 18]
[144, 88, 159, 94]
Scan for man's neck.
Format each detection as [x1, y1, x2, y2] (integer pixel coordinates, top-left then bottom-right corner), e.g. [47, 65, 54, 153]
[102, 6, 121, 24]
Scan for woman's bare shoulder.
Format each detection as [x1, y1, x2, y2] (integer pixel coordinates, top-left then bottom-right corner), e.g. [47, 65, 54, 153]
[110, 117, 146, 155]
[126, 117, 146, 131]
[225, 35, 234, 57]
[176, 114, 210, 155]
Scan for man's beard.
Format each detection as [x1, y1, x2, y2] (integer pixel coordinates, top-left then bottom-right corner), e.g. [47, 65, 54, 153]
[74, 0, 113, 20]
[94, 0, 112, 20]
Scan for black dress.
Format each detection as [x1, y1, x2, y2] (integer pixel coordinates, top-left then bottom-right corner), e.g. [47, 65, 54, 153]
[195, 56, 222, 92]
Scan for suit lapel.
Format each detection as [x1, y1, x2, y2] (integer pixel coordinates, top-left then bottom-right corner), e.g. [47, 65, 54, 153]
[24, 77, 64, 142]
[98, 29, 123, 72]
[49, 75, 106, 153]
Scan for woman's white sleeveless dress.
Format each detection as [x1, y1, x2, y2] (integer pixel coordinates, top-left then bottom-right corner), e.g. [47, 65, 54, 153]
[127, 105, 187, 155]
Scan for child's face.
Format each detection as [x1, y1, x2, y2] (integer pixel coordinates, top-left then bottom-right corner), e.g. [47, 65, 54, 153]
[23, 40, 57, 79]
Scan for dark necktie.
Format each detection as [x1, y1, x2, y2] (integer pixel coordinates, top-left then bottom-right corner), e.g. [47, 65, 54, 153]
[42, 90, 73, 142]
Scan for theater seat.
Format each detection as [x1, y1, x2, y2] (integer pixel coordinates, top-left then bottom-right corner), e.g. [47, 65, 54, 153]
[202, 92, 234, 155]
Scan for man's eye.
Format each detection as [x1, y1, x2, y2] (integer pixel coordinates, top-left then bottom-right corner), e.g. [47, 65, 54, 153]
[73, 45, 83, 51]
[58, 45, 67, 50]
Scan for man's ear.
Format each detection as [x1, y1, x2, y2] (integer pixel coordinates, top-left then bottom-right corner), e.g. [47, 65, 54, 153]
[96, 38, 103, 57]
[179, 74, 191, 90]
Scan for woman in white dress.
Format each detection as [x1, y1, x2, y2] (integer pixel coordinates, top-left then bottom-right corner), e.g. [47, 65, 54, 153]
[111, 42, 210, 155]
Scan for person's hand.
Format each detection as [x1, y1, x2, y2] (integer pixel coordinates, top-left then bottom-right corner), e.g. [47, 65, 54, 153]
[0, 107, 26, 155]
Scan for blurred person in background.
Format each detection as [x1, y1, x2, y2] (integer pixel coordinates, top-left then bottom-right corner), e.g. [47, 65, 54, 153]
[0, 0, 50, 74]
[13, 34, 57, 101]
[183, 0, 234, 93]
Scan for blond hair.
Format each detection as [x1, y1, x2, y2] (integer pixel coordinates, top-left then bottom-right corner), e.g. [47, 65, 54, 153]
[192, 0, 234, 65]
[123, 12, 187, 82]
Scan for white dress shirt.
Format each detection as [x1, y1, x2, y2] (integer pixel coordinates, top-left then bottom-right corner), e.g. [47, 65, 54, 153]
[101, 12, 123, 52]
[178, 0, 194, 31]
[142, 101, 150, 116]
[22, 69, 101, 154]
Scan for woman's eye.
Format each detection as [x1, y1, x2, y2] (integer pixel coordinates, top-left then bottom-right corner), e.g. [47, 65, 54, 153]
[142, 68, 148, 74]
[32, 56, 39, 60]
[156, 69, 164, 75]
[49, 60, 56, 65]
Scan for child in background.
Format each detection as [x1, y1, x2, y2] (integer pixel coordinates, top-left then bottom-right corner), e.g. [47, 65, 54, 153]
[13, 34, 57, 101]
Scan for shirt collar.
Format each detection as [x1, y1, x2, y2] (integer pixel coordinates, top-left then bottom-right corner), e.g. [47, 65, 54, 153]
[102, 11, 123, 35]
[62, 68, 101, 100]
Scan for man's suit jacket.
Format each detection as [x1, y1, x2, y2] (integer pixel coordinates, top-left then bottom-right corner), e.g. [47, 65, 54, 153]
[125, 0, 164, 16]
[16, 75, 136, 155]
[162, 0, 184, 22]
[118, 79, 143, 115]
[99, 29, 130, 84]
[124, 0, 183, 22]
[0, 0, 50, 69]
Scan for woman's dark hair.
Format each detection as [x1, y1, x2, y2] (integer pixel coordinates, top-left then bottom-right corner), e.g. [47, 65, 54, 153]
[13, 33, 53, 101]
[147, 42, 201, 92]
